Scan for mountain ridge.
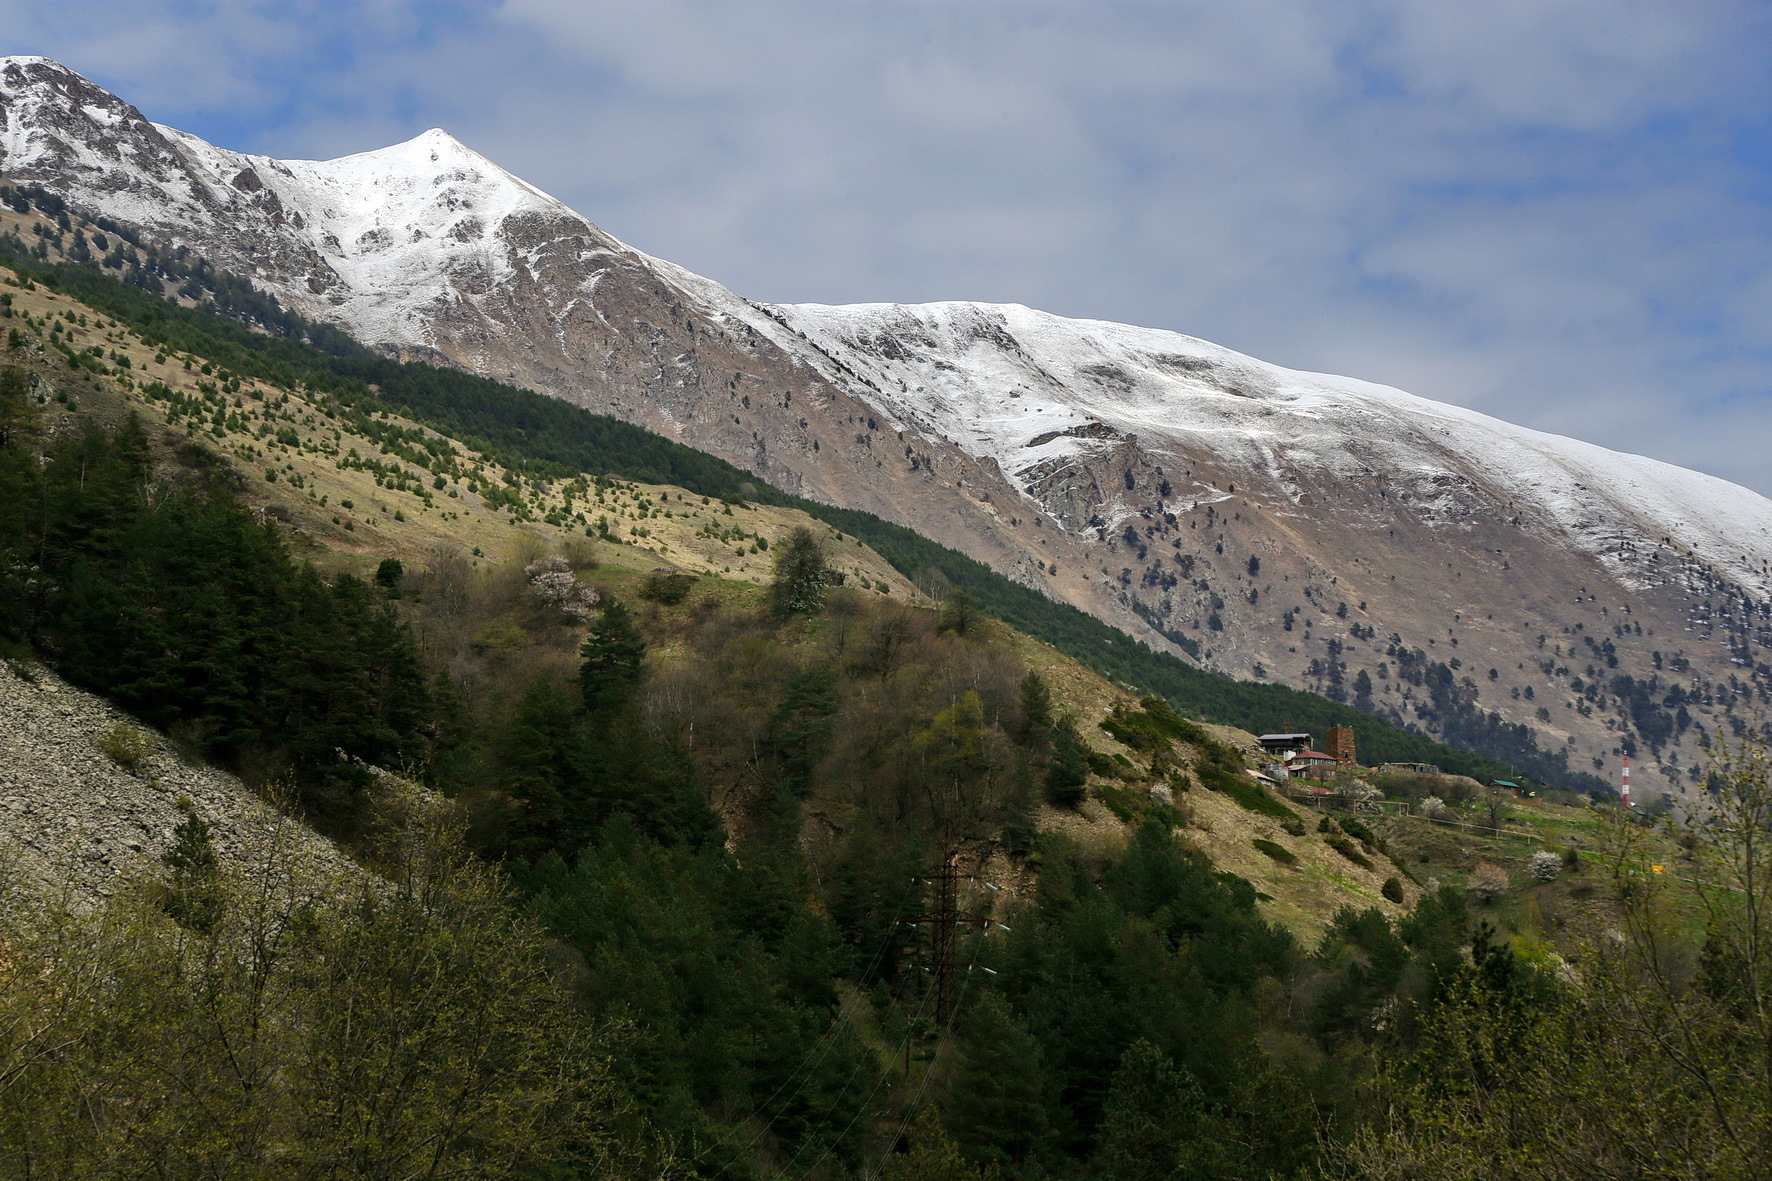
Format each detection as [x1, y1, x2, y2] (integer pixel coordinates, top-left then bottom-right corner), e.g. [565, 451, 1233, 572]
[5, 53, 1769, 798]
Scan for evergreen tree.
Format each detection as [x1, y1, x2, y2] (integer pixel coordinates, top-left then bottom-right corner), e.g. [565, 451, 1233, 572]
[948, 993, 1057, 1172]
[768, 664, 839, 796]
[1017, 671, 1053, 746]
[1046, 713, 1091, 807]
[882, 1107, 1002, 1181]
[374, 556, 403, 596]
[769, 526, 830, 617]
[503, 679, 593, 859]
[578, 599, 645, 716]
[158, 797, 222, 933]
[938, 589, 981, 636]
[1092, 1039, 1213, 1181]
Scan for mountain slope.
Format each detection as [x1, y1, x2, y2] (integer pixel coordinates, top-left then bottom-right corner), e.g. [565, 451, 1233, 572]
[5, 54, 1769, 797]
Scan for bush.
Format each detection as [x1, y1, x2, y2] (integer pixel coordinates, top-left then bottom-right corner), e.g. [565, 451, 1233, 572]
[640, 570, 695, 605]
[1528, 850, 1561, 883]
[1418, 796, 1451, 824]
[1338, 816, 1378, 848]
[1205, 769, 1298, 821]
[1381, 876, 1405, 903]
[96, 721, 151, 775]
[1253, 838, 1297, 865]
[1324, 833, 1373, 870]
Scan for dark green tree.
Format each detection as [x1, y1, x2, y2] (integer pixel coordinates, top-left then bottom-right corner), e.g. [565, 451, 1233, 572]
[769, 526, 829, 617]
[1017, 671, 1053, 746]
[768, 664, 839, 796]
[938, 589, 981, 636]
[1091, 1040, 1213, 1181]
[1046, 714, 1091, 808]
[374, 557, 403, 596]
[949, 993, 1057, 1172]
[158, 797, 222, 933]
[578, 599, 645, 716]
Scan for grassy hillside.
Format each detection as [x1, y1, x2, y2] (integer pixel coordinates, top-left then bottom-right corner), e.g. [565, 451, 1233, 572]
[3, 186, 1764, 1181]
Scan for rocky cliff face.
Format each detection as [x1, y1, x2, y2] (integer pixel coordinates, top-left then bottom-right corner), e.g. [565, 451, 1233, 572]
[6, 55, 1770, 797]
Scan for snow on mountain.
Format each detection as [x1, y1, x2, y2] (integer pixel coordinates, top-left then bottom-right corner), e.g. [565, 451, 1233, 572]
[772, 300, 1772, 597]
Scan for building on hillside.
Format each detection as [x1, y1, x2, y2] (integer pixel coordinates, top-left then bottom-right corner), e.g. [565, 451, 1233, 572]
[1287, 749, 1339, 780]
[1258, 732, 1312, 758]
[1376, 762, 1438, 775]
[1324, 724, 1356, 766]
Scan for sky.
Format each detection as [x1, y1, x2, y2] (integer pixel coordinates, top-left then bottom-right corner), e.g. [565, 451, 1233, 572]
[4, 0, 1771, 497]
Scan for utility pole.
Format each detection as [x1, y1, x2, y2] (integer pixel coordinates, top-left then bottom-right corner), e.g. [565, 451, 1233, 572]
[907, 821, 989, 1029]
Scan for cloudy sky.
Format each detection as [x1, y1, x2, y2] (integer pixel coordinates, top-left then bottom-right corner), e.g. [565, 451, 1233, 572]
[5, 1, 1771, 496]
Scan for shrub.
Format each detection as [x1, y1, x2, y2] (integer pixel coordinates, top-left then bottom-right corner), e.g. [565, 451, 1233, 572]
[1210, 773, 1299, 821]
[96, 721, 150, 775]
[1381, 876, 1405, 903]
[1324, 833, 1372, 870]
[1528, 850, 1562, 883]
[1418, 796, 1451, 823]
[1095, 782, 1140, 825]
[640, 571, 695, 605]
[1338, 816, 1378, 848]
[1253, 838, 1297, 865]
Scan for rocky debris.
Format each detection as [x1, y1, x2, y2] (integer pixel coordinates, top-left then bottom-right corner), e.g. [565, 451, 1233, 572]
[0, 660, 354, 909]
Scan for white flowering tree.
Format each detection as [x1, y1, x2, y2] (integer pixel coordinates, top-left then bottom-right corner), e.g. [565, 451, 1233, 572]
[1528, 850, 1561, 883]
[526, 555, 600, 623]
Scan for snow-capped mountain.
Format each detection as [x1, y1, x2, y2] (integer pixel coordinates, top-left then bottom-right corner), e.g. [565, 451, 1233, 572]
[774, 300, 1772, 600]
[5, 54, 1769, 796]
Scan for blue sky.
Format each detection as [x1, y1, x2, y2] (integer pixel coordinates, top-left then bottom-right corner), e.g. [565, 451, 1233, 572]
[5, 0, 1771, 496]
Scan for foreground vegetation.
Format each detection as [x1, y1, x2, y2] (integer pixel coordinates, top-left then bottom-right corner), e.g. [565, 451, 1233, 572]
[2, 271, 1767, 1176]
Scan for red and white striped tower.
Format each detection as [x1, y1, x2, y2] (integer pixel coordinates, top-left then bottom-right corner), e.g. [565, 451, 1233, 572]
[1621, 755, 1632, 809]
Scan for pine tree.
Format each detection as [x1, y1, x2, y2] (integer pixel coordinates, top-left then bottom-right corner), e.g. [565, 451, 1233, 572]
[1017, 672, 1053, 746]
[769, 526, 830, 617]
[1091, 1040, 1217, 1181]
[1047, 714, 1091, 807]
[882, 1107, 1002, 1181]
[374, 557, 404, 596]
[578, 598, 645, 716]
[938, 589, 981, 636]
[769, 664, 839, 796]
[158, 797, 222, 932]
[948, 993, 1057, 1171]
